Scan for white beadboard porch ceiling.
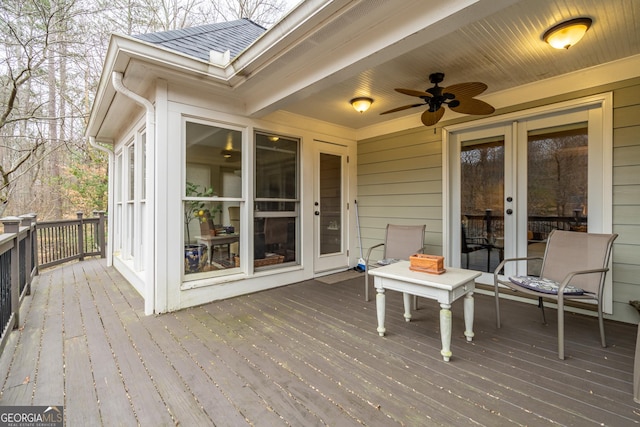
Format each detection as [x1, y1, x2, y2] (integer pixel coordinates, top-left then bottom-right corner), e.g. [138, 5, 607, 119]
[253, 0, 640, 130]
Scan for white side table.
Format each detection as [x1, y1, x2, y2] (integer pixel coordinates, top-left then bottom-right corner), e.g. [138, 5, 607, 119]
[369, 261, 481, 362]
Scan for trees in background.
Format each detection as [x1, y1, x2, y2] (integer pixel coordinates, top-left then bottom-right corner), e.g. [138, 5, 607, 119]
[0, 0, 289, 219]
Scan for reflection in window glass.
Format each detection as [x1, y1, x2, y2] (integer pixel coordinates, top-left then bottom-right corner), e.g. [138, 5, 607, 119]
[141, 132, 146, 200]
[128, 143, 135, 200]
[320, 153, 341, 255]
[527, 125, 588, 275]
[185, 122, 242, 198]
[253, 133, 299, 269]
[127, 143, 135, 258]
[184, 121, 242, 277]
[460, 137, 504, 272]
[527, 125, 588, 233]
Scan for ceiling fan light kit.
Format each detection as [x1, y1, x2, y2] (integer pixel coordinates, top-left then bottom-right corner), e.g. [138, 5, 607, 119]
[381, 72, 495, 126]
[543, 17, 592, 49]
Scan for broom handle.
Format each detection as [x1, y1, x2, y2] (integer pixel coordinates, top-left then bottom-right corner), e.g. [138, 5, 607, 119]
[355, 200, 363, 259]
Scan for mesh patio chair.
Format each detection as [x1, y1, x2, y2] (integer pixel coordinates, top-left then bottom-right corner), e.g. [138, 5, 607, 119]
[461, 224, 486, 269]
[364, 224, 426, 302]
[493, 230, 618, 359]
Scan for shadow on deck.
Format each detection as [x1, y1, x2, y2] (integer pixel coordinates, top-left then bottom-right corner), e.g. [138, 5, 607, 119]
[0, 259, 637, 425]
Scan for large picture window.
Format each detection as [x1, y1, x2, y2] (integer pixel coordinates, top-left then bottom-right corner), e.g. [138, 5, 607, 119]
[183, 121, 243, 277]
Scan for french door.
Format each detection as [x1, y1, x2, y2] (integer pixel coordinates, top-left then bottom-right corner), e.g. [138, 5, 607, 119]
[450, 125, 514, 283]
[445, 95, 612, 313]
[313, 141, 349, 272]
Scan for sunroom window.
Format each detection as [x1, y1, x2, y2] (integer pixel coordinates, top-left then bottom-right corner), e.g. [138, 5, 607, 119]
[183, 121, 243, 277]
[251, 132, 299, 270]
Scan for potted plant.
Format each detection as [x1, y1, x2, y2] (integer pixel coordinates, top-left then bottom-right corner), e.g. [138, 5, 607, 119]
[184, 182, 214, 243]
[184, 182, 220, 273]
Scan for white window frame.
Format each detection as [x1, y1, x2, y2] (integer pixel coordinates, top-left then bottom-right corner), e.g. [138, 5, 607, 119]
[181, 117, 247, 283]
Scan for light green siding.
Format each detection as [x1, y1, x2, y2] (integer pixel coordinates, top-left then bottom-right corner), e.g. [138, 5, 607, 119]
[357, 127, 443, 260]
[611, 81, 640, 323]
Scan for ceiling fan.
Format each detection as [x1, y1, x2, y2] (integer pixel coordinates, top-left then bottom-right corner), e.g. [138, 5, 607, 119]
[380, 72, 495, 126]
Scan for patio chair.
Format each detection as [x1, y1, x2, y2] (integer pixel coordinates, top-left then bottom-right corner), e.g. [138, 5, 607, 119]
[461, 224, 486, 268]
[493, 230, 618, 359]
[364, 224, 426, 301]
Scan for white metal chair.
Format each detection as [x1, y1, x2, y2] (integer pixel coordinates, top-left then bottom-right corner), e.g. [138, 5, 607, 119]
[493, 230, 617, 359]
[364, 224, 426, 301]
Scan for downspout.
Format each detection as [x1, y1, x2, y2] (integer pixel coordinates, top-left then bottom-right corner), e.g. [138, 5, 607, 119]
[112, 71, 156, 316]
[88, 136, 114, 268]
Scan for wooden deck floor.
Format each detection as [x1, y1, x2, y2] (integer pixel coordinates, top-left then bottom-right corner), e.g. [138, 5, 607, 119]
[0, 259, 638, 426]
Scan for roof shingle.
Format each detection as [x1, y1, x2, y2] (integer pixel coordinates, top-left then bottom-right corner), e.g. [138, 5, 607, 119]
[134, 19, 266, 62]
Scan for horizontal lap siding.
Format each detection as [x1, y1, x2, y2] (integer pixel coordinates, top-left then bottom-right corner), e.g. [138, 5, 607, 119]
[357, 128, 442, 258]
[612, 81, 640, 323]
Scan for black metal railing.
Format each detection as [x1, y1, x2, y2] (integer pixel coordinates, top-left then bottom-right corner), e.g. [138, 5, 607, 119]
[463, 209, 587, 242]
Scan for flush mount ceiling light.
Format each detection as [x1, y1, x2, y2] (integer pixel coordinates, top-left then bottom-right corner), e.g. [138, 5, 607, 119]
[350, 97, 373, 113]
[543, 17, 592, 49]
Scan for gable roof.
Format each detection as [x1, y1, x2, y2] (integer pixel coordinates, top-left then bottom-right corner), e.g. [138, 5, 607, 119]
[133, 19, 266, 62]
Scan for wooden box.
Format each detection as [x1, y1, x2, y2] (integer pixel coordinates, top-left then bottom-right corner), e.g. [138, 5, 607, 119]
[235, 253, 284, 268]
[409, 253, 445, 274]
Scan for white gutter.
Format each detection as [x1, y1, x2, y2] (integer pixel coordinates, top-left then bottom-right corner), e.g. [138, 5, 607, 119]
[112, 71, 155, 117]
[111, 71, 156, 316]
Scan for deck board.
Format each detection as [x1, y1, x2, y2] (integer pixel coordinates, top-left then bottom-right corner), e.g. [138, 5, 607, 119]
[33, 270, 64, 407]
[0, 259, 637, 426]
[79, 260, 138, 425]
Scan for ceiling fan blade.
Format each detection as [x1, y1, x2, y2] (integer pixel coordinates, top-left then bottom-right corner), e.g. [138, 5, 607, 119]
[380, 103, 425, 115]
[395, 88, 432, 98]
[443, 82, 488, 99]
[421, 107, 445, 126]
[449, 98, 495, 115]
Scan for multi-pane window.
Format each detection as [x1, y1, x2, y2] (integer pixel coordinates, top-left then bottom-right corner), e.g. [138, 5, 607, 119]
[183, 121, 243, 277]
[126, 141, 135, 258]
[253, 133, 299, 269]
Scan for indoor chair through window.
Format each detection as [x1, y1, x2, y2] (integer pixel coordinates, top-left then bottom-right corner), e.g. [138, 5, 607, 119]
[364, 224, 426, 302]
[493, 229, 617, 359]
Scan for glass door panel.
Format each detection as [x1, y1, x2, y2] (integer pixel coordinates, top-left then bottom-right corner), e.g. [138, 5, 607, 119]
[319, 153, 342, 255]
[460, 137, 505, 273]
[526, 125, 588, 275]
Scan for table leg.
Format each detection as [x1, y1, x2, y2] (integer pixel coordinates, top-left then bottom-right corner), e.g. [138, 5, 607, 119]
[202, 241, 212, 264]
[464, 291, 474, 342]
[440, 303, 452, 362]
[403, 292, 412, 322]
[376, 287, 386, 337]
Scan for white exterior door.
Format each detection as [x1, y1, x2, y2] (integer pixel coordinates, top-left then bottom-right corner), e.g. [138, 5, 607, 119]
[313, 141, 349, 273]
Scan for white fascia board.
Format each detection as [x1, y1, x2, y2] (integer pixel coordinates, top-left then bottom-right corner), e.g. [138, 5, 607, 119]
[85, 34, 127, 139]
[228, 0, 354, 81]
[85, 33, 235, 139]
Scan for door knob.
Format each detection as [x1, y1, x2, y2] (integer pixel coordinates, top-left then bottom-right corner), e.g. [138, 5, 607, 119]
[506, 209, 513, 215]
[315, 211, 320, 216]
